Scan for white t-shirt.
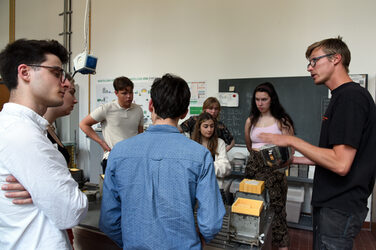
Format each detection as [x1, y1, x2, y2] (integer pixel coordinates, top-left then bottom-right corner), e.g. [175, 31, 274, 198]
[90, 101, 144, 151]
[0, 103, 88, 250]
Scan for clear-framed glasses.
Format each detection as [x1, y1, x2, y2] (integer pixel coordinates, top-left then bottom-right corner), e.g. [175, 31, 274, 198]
[307, 54, 335, 68]
[27, 64, 67, 83]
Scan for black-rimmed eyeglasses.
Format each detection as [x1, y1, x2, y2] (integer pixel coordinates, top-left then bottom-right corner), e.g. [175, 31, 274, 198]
[27, 64, 68, 83]
[307, 54, 334, 68]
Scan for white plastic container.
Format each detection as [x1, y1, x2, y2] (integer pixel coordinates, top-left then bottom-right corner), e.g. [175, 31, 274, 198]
[286, 186, 305, 223]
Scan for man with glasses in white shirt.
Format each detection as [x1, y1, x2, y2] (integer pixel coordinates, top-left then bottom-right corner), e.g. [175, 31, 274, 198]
[0, 39, 88, 250]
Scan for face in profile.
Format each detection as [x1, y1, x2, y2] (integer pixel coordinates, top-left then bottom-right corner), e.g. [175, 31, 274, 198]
[59, 80, 78, 116]
[64, 81, 77, 115]
[255, 91, 271, 114]
[32, 54, 67, 108]
[204, 104, 220, 119]
[307, 47, 333, 85]
[46, 78, 77, 117]
[116, 86, 133, 109]
[200, 119, 215, 139]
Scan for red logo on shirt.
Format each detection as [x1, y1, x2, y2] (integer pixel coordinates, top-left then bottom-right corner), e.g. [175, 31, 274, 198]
[322, 116, 328, 121]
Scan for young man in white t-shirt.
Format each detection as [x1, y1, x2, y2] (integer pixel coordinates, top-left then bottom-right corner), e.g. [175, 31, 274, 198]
[80, 76, 144, 173]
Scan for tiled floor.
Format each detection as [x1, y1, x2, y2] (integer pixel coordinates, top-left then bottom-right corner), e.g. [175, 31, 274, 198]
[283, 228, 376, 250]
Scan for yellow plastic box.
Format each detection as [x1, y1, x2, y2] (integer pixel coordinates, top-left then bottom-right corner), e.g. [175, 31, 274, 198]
[239, 179, 264, 194]
[231, 198, 264, 217]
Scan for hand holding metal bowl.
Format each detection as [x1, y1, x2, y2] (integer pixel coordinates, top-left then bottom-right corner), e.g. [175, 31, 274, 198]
[259, 144, 292, 168]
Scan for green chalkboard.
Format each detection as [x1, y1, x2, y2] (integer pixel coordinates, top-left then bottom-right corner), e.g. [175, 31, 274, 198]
[218, 76, 329, 146]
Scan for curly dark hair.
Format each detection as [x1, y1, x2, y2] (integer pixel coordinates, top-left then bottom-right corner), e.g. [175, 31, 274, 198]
[0, 39, 68, 90]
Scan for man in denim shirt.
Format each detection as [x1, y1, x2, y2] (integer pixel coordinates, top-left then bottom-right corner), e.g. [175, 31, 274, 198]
[99, 73, 225, 249]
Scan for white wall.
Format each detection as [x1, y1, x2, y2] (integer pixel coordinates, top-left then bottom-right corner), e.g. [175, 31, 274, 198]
[15, 0, 63, 42]
[86, 0, 376, 98]
[83, 0, 376, 181]
[2, 0, 376, 220]
[0, 1, 9, 51]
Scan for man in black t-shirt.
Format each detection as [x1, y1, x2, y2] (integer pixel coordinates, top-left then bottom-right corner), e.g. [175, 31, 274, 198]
[259, 37, 376, 250]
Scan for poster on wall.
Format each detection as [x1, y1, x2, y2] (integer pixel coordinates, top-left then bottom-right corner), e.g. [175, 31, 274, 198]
[188, 81, 207, 115]
[327, 74, 368, 99]
[96, 79, 117, 105]
[349, 74, 368, 89]
[132, 77, 155, 125]
[96, 78, 207, 126]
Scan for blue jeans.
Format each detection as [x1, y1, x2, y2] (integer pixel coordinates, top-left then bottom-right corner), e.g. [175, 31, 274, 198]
[313, 207, 368, 250]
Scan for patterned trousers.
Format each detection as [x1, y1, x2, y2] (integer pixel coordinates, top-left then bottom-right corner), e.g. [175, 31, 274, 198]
[245, 150, 289, 248]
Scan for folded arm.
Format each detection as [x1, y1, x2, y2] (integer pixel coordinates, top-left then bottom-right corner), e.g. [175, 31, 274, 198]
[2, 175, 32, 205]
[4, 129, 88, 229]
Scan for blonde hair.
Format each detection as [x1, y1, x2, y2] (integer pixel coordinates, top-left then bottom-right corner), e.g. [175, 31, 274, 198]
[306, 36, 351, 73]
[202, 97, 221, 111]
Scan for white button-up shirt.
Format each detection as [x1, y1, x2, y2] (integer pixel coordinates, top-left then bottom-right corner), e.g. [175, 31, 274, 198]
[0, 103, 88, 250]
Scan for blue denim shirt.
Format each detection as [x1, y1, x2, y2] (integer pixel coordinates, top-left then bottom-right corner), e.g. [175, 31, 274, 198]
[99, 125, 225, 249]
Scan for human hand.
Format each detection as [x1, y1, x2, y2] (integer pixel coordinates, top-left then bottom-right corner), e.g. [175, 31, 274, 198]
[259, 133, 291, 147]
[101, 141, 111, 152]
[1, 175, 33, 205]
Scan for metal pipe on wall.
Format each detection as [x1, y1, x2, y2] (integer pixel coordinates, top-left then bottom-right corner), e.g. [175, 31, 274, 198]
[59, 0, 72, 72]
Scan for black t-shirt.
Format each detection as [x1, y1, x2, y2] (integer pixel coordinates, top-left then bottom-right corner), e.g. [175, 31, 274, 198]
[312, 82, 376, 213]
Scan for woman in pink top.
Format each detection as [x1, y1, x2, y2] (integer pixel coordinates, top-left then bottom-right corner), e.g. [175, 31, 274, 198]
[244, 82, 294, 250]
